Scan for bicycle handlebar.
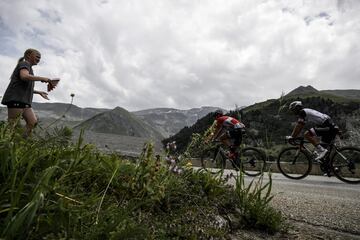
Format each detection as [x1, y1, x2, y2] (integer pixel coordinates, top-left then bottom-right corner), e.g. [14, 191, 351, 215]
[285, 136, 309, 146]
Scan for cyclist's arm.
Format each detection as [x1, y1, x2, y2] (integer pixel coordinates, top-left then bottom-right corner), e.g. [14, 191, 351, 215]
[291, 110, 306, 138]
[291, 120, 305, 138]
[208, 120, 223, 141]
[212, 125, 226, 141]
[204, 121, 217, 142]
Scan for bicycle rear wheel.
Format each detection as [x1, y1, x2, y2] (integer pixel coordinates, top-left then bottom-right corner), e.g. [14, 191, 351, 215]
[240, 147, 267, 177]
[331, 147, 360, 184]
[277, 147, 312, 179]
[200, 146, 226, 174]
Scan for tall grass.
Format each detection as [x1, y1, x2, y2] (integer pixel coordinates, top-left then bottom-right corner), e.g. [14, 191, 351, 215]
[0, 123, 282, 239]
[234, 171, 282, 233]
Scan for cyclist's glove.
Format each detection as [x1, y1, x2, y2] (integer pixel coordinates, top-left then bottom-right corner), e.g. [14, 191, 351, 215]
[286, 136, 295, 145]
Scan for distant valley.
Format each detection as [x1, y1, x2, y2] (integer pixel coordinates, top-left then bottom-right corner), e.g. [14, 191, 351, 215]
[0, 103, 220, 155]
[1, 85, 359, 156]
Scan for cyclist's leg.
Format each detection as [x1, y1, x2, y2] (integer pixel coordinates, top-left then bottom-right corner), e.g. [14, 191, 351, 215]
[314, 119, 337, 145]
[311, 127, 334, 175]
[304, 129, 320, 146]
[228, 129, 242, 166]
[319, 128, 337, 145]
[218, 131, 232, 147]
[305, 128, 329, 162]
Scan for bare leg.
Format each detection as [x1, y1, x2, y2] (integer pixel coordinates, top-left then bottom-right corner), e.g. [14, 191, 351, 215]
[304, 130, 319, 146]
[22, 108, 37, 137]
[7, 108, 24, 126]
[219, 135, 232, 147]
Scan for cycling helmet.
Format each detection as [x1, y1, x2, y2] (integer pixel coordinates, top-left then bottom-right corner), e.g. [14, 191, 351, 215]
[289, 101, 303, 111]
[214, 109, 224, 118]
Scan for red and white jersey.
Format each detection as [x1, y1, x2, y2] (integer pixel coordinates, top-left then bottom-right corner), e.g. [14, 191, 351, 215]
[215, 116, 245, 130]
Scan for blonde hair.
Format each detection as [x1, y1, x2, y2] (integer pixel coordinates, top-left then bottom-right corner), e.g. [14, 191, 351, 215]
[18, 48, 40, 63]
[9, 48, 41, 80]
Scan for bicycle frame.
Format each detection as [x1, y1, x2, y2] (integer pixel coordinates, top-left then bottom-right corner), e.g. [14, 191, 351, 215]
[289, 137, 339, 163]
[205, 140, 266, 176]
[280, 136, 360, 183]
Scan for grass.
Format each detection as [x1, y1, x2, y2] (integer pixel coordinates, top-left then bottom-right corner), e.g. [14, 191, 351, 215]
[0, 122, 283, 239]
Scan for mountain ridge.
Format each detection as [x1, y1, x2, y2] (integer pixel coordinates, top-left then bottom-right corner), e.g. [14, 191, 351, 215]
[133, 106, 223, 137]
[74, 106, 163, 140]
[164, 85, 360, 153]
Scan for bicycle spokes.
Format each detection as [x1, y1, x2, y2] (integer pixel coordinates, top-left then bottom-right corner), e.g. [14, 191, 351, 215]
[331, 147, 360, 184]
[291, 151, 300, 165]
[249, 158, 255, 167]
[277, 147, 312, 180]
[240, 148, 266, 177]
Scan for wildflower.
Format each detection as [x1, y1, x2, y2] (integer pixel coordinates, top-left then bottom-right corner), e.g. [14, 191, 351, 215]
[185, 161, 193, 169]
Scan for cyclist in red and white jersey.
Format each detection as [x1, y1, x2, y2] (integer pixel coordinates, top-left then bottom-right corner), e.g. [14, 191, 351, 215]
[288, 101, 338, 161]
[209, 110, 245, 162]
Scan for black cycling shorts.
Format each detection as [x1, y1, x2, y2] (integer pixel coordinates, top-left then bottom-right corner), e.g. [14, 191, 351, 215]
[312, 119, 338, 144]
[228, 128, 243, 147]
[6, 101, 31, 108]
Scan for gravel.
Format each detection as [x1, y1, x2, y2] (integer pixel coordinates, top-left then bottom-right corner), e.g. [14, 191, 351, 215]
[227, 172, 360, 239]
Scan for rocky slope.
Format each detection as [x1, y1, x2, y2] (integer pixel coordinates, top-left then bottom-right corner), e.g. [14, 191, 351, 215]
[74, 106, 163, 140]
[133, 106, 222, 137]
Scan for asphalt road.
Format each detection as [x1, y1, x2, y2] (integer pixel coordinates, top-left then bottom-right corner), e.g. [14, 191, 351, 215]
[225, 171, 360, 239]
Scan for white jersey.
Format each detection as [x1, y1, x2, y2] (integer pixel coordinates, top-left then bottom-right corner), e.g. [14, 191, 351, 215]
[299, 108, 330, 126]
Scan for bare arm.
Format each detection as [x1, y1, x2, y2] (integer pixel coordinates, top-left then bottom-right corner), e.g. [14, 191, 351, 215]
[33, 90, 49, 100]
[20, 69, 50, 83]
[211, 120, 225, 141]
[291, 122, 304, 138]
[212, 126, 223, 140]
[205, 121, 218, 142]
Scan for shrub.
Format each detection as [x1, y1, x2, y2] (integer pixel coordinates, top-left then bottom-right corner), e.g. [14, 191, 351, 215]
[0, 124, 282, 239]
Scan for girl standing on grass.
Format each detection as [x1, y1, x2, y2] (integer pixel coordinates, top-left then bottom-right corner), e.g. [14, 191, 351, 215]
[1, 48, 59, 136]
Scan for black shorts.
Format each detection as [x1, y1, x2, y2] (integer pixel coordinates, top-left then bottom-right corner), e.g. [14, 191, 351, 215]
[312, 119, 338, 144]
[5, 101, 31, 108]
[227, 128, 243, 147]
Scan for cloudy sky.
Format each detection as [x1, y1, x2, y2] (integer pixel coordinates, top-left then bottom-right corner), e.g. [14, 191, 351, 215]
[0, 0, 359, 111]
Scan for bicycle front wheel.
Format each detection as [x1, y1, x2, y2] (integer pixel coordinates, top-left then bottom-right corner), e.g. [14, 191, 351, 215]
[331, 147, 360, 184]
[277, 147, 312, 179]
[240, 147, 267, 177]
[200, 146, 226, 174]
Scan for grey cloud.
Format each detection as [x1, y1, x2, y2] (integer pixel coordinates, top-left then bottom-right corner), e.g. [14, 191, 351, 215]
[0, 0, 359, 111]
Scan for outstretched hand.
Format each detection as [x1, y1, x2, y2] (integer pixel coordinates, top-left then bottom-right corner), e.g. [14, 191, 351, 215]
[38, 91, 50, 100]
[47, 78, 60, 92]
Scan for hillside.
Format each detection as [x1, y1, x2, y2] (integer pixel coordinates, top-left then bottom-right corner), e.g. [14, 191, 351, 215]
[321, 89, 360, 100]
[133, 106, 222, 137]
[74, 106, 164, 140]
[286, 85, 318, 96]
[166, 86, 360, 153]
[284, 85, 360, 103]
[162, 112, 216, 153]
[0, 103, 222, 138]
[0, 102, 109, 129]
[32, 102, 108, 121]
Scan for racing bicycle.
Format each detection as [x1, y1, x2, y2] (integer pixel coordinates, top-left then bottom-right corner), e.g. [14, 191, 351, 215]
[277, 137, 360, 184]
[201, 140, 267, 176]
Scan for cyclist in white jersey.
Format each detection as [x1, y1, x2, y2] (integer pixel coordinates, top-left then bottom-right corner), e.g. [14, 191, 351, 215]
[287, 101, 338, 161]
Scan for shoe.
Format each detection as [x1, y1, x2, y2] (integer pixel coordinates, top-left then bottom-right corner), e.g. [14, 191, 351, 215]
[314, 149, 328, 161]
[320, 162, 331, 177]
